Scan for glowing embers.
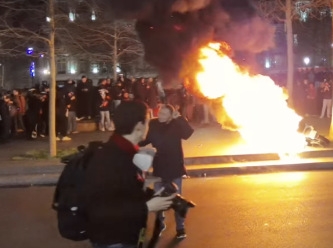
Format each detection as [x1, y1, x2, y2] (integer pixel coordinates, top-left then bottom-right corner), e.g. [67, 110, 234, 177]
[194, 43, 305, 155]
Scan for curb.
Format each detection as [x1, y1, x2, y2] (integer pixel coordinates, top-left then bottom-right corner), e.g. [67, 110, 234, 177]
[2, 157, 333, 188]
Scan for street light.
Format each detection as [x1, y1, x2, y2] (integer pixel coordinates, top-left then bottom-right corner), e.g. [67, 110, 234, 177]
[303, 57, 310, 66]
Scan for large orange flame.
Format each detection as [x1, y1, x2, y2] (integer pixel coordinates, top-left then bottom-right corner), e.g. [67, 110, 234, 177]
[194, 43, 305, 154]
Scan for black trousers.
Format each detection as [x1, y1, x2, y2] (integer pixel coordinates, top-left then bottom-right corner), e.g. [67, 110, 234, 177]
[25, 112, 39, 139]
[78, 95, 92, 118]
[0, 119, 11, 142]
[56, 114, 68, 137]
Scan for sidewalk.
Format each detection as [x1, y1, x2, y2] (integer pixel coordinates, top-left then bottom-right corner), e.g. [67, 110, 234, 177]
[0, 116, 333, 186]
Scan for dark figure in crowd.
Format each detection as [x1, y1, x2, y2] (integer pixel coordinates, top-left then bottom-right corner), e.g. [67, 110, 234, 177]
[7, 93, 18, 136]
[66, 91, 78, 134]
[25, 89, 41, 140]
[56, 88, 71, 141]
[39, 91, 49, 137]
[0, 94, 11, 143]
[320, 80, 332, 118]
[112, 77, 124, 108]
[76, 75, 93, 119]
[134, 78, 147, 102]
[97, 89, 113, 131]
[64, 79, 76, 95]
[83, 101, 175, 248]
[293, 80, 306, 116]
[146, 78, 159, 117]
[124, 76, 135, 100]
[12, 89, 26, 132]
[306, 83, 317, 116]
[139, 104, 194, 239]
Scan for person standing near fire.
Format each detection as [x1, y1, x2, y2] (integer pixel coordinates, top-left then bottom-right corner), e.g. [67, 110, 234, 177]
[139, 104, 194, 239]
[97, 89, 114, 131]
[76, 75, 93, 120]
[319, 79, 332, 118]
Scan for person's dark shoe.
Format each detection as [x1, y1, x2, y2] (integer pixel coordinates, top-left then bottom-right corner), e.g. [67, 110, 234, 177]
[175, 229, 187, 239]
[158, 223, 166, 237]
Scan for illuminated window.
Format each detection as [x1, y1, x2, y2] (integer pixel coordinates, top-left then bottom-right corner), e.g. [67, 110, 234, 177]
[57, 57, 67, 74]
[69, 10, 76, 22]
[91, 63, 99, 74]
[91, 10, 96, 21]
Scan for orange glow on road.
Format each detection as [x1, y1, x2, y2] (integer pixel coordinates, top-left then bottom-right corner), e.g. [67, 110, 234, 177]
[194, 43, 305, 155]
[243, 172, 307, 185]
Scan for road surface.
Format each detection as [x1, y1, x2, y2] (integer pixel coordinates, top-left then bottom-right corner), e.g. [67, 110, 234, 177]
[1, 171, 333, 247]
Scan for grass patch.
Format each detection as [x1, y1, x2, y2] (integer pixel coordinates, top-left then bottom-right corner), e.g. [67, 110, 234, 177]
[12, 148, 78, 161]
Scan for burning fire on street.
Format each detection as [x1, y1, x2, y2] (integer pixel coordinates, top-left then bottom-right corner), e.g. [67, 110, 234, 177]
[190, 42, 306, 156]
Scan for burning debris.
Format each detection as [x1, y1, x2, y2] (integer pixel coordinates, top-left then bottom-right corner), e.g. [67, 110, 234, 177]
[188, 42, 329, 153]
[100, 0, 330, 153]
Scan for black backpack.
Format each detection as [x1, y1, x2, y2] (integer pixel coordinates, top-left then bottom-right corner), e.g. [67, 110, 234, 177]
[52, 141, 103, 241]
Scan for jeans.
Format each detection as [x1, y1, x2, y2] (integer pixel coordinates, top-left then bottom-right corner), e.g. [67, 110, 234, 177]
[56, 114, 68, 137]
[67, 111, 77, 133]
[92, 243, 136, 248]
[154, 177, 185, 231]
[99, 111, 112, 131]
[320, 99, 332, 118]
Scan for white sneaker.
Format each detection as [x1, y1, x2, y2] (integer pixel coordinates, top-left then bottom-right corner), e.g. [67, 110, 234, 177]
[56, 137, 61, 141]
[61, 136, 72, 141]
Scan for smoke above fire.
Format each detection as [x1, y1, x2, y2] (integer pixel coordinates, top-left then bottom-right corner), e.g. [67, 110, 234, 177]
[101, 0, 275, 82]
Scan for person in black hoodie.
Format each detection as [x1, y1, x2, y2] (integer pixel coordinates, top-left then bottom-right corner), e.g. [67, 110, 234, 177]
[76, 75, 93, 119]
[0, 93, 11, 143]
[83, 101, 175, 248]
[139, 104, 194, 240]
[66, 90, 78, 134]
[56, 87, 71, 141]
[25, 89, 41, 140]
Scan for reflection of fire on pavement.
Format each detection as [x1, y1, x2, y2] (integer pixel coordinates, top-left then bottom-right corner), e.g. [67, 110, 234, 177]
[187, 42, 306, 155]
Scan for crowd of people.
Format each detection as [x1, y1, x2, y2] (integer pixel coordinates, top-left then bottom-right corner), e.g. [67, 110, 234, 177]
[293, 68, 333, 118]
[0, 75, 199, 144]
[2, 67, 333, 144]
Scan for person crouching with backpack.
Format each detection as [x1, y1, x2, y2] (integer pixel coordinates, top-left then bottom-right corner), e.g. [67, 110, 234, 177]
[83, 100, 175, 248]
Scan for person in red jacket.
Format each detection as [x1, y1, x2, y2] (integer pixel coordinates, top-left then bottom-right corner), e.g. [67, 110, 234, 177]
[83, 101, 175, 248]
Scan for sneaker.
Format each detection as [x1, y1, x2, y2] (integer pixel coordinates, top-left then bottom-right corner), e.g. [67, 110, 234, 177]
[61, 136, 72, 141]
[158, 224, 166, 237]
[56, 136, 61, 141]
[40, 134, 46, 138]
[176, 229, 187, 239]
[76, 117, 84, 121]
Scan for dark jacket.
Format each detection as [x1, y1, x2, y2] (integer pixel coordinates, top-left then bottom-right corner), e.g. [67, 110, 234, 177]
[56, 91, 67, 117]
[97, 94, 111, 111]
[139, 116, 194, 181]
[83, 134, 148, 245]
[76, 80, 93, 101]
[66, 94, 76, 112]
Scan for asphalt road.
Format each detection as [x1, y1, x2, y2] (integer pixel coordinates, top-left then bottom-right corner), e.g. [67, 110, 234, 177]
[2, 171, 333, 248]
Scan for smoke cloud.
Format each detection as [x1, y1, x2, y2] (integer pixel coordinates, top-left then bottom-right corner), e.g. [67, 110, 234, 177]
[171, 0, 212, 13]
[101, 0, 276, 82]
